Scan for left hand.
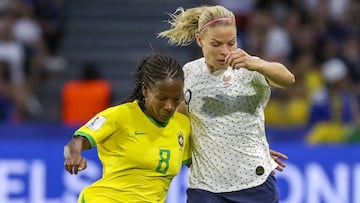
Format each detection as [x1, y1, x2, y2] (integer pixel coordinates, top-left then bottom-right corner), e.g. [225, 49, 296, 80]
[270, 149, 288, 173]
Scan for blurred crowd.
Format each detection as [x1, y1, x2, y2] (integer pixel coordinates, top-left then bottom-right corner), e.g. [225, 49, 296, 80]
[1, 0, 360, 144]
[0, 0, 65, 123]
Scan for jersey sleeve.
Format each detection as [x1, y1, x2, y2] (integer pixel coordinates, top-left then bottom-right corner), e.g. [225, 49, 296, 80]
[74, 109, 118, 148]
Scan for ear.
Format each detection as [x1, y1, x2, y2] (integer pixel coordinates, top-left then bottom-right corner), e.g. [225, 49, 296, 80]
[142, 84, 147, 98]
[195, 33, 202, 48]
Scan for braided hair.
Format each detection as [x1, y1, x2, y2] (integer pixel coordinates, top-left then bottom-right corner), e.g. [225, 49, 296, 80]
[122, 53, 184, 104]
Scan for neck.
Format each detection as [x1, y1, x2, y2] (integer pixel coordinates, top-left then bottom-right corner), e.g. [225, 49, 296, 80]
[138, 102, 168, 127]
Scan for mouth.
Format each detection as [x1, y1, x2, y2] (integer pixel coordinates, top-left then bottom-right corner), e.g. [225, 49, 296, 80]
[217, 59, 227, 65]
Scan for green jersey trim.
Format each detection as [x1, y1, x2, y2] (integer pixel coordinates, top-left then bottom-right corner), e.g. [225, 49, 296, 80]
[182, 158, 192, 166]
[146, 115, 169, 128]
[74, 131, 96, 147]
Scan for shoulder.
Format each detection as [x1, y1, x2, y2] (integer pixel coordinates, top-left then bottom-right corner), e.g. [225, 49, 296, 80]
[172, 112, 190, 128]
[183, 58, 205, 71]
[100, 102, 139, 119]
[173, 111, 190, 122]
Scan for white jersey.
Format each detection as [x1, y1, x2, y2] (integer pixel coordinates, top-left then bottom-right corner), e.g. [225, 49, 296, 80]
[184, 57, 277, 193]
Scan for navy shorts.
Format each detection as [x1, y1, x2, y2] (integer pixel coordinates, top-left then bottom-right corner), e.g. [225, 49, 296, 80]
[187, 174, 279, 203]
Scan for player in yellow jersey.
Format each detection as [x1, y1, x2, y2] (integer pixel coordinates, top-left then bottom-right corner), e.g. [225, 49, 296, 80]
[63, 53, 191, 203]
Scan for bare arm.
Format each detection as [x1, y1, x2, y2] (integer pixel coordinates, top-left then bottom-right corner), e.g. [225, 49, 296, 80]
[225, 49, 295, 88]
[64, 136, 91, 175]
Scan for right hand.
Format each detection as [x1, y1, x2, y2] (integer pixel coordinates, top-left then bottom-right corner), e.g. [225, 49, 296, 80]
[64, 145, 87, 175]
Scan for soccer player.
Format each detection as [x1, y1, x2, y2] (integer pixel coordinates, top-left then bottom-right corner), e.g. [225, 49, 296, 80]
[158, 5, 295, 203]
[63, 53, 191, 203]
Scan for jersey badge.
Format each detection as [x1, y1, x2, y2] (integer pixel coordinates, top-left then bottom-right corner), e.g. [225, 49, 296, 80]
[178, 132, 184, 148]
[86, 115, 106, 131]
[222, 74, 231, 86]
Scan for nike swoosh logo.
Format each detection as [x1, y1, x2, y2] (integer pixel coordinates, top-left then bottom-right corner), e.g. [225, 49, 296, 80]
[134, 131, 148, 136]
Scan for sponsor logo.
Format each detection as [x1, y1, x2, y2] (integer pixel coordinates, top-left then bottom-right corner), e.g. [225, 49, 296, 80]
[134, 131, 148, 136]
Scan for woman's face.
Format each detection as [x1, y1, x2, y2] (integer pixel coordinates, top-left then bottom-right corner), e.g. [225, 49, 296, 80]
[142, 79, 184, 123]
[196, 24, 237, 72]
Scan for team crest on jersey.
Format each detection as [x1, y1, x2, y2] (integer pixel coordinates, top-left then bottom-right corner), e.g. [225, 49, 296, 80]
[86, 115, 106, 130]
[222, 72, 232, 86]
[178, 132, 184, 148]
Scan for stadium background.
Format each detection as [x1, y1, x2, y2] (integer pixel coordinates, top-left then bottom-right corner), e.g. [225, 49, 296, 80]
[0, 0, 359, 203]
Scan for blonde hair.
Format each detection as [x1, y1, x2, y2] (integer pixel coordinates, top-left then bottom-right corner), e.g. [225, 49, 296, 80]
[158, 5, 235, 46]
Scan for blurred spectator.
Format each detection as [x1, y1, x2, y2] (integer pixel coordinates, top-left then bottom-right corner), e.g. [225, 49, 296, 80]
[213, 0, 257, 47]
[306, 58, 358, 143]
[340, 34, 360, 93]
[265, 58, 310, 127]
[0, 11, 25, 87]
[33, 0, 65, 56]
[0, 0, 10, 12]
[61, 61, 112, 126]
[293, 52, 323, 97]
[0, 11, 37, 121]
[265, 86, 309, 127]
[9, 0, 49, 94]
[0, 0, 68, 122]
[0, 61, 17, 122]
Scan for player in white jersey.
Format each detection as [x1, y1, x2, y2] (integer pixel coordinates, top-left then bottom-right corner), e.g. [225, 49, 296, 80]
[158, 5, 295, 203]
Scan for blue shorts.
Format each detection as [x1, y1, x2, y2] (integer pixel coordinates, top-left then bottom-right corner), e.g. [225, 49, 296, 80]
[187, 174, 279, 203]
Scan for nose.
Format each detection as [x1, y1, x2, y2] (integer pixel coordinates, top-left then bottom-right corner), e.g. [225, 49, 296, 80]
[163, 100, 176, 112]
[220, 45, 230, 55]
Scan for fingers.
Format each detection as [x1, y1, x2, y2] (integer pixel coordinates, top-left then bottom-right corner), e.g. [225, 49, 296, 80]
[277, 166, 284, 172]
[64, 157, 87, 175]
[78, 159, 88, 171]
[225, 49, 248, 69]
[276, 158, 286, 168]
[270, 149, 288, 173]
[270, 149, 288, 160]
[276, 165, 284, 172]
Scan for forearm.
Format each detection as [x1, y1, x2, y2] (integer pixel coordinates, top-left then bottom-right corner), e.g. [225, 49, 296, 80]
[64, 136, 90, 158]
[254, 58, 295, 88]
[64, 136, 90, 174]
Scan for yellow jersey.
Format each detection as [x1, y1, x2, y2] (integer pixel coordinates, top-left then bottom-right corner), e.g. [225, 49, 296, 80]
[74, 100, 191, 203]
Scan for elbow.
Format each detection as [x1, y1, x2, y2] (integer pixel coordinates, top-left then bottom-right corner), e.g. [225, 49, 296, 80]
[288, 73, 296, 86]
[281, 66, 295, 86]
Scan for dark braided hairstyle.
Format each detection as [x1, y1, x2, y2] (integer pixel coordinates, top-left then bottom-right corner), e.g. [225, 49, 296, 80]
[122, 53, 184, 104]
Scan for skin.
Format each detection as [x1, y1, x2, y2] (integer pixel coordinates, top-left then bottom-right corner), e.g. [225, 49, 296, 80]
[191, 23, 294, 171]
[142, 79, 184, 123]
[196, 24, 238, 73]
[64, 78, 184, 175]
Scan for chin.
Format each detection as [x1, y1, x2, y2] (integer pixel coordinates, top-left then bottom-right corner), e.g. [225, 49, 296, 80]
[214, 62, 227, 69]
